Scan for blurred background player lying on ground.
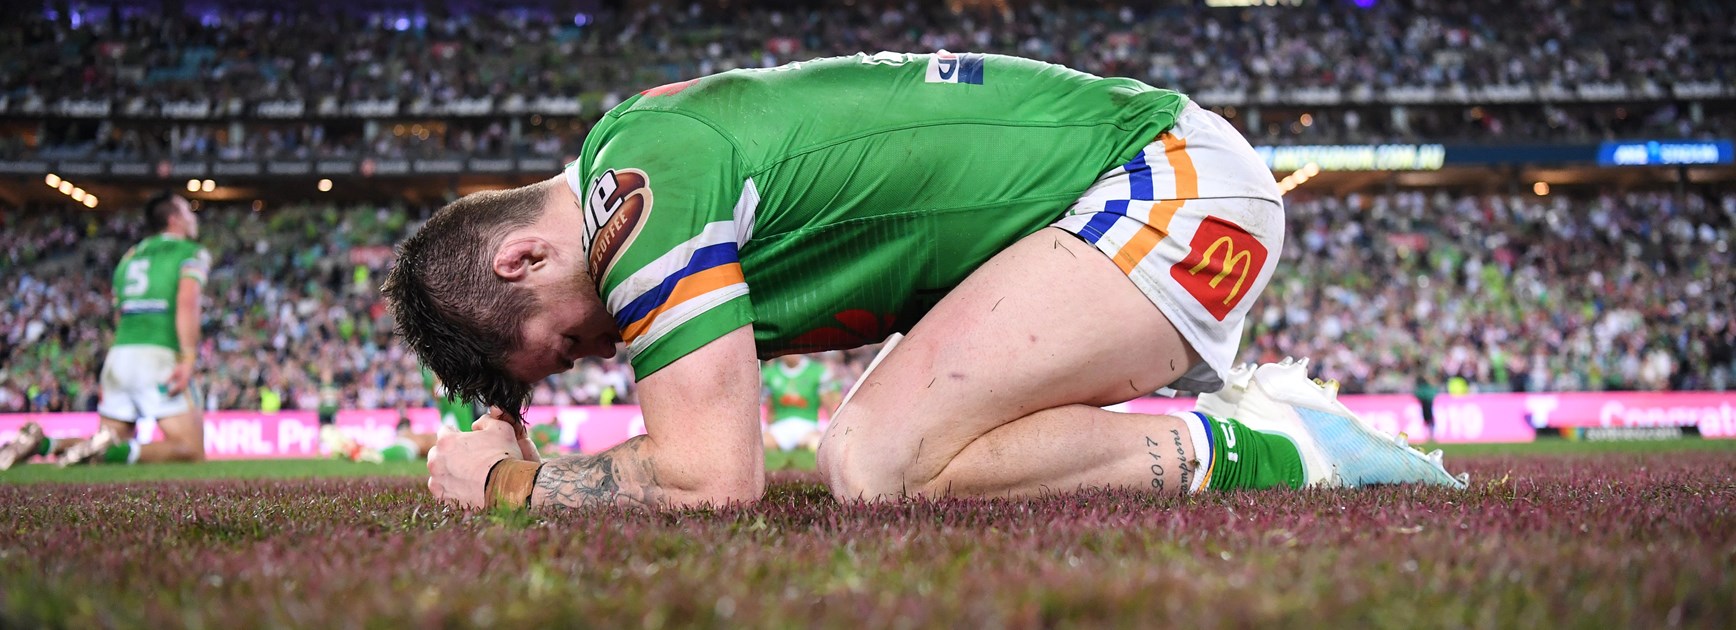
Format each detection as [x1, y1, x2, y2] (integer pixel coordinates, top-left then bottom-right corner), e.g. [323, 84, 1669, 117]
[2, 192, 209, 470]
[321, 365, 557, 463]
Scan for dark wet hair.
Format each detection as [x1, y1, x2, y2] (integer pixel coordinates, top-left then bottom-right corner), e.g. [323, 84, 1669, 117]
[380, 181, 553, 418]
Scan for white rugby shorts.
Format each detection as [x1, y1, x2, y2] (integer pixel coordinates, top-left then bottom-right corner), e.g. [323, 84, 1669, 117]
[98, 345, 194, 422]
[766, 417, 821, 451]
[1051, 102, 1284, 392]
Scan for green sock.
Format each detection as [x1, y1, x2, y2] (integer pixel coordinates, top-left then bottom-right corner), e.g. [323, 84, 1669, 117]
[1195, 412, 1305, 491]
[379, 444, 416, 462]
[101, 440, 138, 465]
[35, 437, 54, 457]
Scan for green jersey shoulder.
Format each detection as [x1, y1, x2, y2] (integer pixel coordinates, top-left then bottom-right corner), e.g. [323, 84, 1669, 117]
[112, 234, 209, 351]
[568, 52, 1189, 380]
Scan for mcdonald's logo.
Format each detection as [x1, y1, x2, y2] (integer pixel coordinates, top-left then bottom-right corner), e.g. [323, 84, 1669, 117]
[1169, 217, 1268, 321]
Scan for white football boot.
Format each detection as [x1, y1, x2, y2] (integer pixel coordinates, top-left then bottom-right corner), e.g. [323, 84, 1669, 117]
[1193, 358, 1336, 487]
[1235, 359, 1467, 489]
[1193, 361, 1257, 419]
[0, 422, 46, 471]
[58, 427, 118, 467]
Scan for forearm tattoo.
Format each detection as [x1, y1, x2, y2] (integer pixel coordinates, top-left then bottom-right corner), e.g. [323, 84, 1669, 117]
[532, 436, 666, 509]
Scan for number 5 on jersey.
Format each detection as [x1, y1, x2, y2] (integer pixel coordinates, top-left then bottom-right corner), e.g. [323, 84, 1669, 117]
[123, 259, 151, 296]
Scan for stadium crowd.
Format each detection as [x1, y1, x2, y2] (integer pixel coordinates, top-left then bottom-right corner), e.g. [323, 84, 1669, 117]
[1259, 189, 1734, 394]
[15, 118, 589, 162]
[3, 187, 1731, 414]
[3, 0, 1734, 413]
[4, 0, 1734, 160]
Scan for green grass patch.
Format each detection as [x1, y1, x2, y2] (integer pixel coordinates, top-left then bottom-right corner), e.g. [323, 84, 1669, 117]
[2, 449, 822, 485]
[3, 439, 1726, 485]
[0, 459, 428, 485]
[1, 449, 1731, 628]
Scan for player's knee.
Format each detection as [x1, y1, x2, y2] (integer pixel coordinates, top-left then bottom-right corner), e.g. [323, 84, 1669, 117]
[816, 435, 862, 500]
[820, 452, 878, 502]
[818, 425, 938, 502]
[173, 437, 206, 462]
[162, 428, 205, 462]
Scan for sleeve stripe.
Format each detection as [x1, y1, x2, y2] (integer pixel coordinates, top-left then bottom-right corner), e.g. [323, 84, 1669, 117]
[180, 249, 212, 284]
[624, 283, 750, 363]
[604, 221, 739, 314]
[621, 264, 747, 345]
[612, 242, 741, 330]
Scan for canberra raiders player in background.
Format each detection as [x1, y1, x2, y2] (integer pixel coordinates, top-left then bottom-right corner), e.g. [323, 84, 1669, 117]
[761, 355, 839, 455]
[1, 192, 209, 470]
[385, 52, 1467, 510]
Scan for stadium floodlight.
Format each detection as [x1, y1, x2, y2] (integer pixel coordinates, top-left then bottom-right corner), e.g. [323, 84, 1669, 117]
[45, 173, 61, 188]
[1533, 181, 1550, 196]
[84, 196, 98, 208]
[58, 181, 73, 194]
[187, 179, 200, 192]
[71, 188, 86, 202]
[318, 178, 333, 192]
[201, 179, 216, 192]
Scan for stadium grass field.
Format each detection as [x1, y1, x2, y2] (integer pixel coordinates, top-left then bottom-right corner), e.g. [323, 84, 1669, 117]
[3, 439, 1732, 628]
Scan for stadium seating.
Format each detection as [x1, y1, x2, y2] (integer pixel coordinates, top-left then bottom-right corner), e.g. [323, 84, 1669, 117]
[3, 0, 1733, 160]
[1, 0, 1732, 413]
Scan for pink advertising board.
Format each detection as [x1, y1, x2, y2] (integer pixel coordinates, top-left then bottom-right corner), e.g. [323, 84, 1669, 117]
[0, 405, 645, 460]
[0, 392, 1728, 459]
[1436, 392, 1736, 438]
[0, 411, 336, 459]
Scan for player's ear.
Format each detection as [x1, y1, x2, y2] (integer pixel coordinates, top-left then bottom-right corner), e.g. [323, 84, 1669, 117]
[491, 238, 550, 282]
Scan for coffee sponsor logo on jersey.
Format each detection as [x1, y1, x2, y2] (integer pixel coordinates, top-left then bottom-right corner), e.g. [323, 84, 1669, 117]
[1169, 216, 1267, 321]
[585, 168, 654, 283]
[925, 51, 985, 85]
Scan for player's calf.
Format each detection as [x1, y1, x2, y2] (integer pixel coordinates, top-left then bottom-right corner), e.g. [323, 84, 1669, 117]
[826, 402, 1323, 500]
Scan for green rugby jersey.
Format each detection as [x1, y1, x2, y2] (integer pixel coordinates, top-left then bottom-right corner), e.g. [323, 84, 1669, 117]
[111, 234, 209, 351]
[762, 358, 835, 422]
[568, 52, 1190, 377]
[317, 381, 341, 417]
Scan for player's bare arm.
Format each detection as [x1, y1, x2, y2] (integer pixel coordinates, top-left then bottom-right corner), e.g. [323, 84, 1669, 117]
[432, 327, 764, 509]
[168, 275, 200, 395]
[534, 326, 762, 509]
